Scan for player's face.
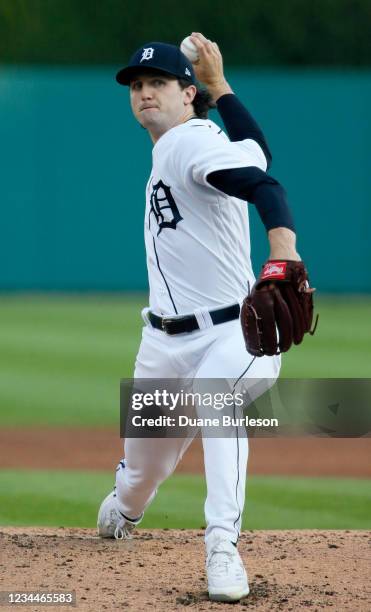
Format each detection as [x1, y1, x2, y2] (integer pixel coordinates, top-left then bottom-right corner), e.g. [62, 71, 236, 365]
[129, 73, 196, 141]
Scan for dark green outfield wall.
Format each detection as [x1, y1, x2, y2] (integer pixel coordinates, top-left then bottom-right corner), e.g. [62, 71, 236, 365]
[2, 0, 371, 67]
[1, 67, 370, 292]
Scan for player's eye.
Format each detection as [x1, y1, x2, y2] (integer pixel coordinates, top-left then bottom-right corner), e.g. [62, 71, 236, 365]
[152, 79, 166, 87]
[131, 81, 142, 91]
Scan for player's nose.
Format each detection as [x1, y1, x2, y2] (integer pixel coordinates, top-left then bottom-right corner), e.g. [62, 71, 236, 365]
[140, 83, 154, 99]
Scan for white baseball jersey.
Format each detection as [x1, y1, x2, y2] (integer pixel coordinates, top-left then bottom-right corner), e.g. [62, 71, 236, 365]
[144, 118, 268, 316]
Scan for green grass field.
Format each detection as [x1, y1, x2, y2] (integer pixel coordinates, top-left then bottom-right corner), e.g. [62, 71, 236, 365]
[0, 294, 370, 427]
[1, 471, 370, 530]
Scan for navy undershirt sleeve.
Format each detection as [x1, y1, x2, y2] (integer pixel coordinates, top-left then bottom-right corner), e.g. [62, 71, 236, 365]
[207, 166, 295, 232]
[216, 94, 272, 169]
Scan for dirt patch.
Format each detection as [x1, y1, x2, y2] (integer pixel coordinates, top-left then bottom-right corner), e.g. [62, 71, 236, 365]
[1, 528, 370, 611]
[0, 428, 370, 478]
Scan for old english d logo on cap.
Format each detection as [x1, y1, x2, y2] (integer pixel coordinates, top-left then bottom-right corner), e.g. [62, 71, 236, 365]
[140, 48, 154, 62]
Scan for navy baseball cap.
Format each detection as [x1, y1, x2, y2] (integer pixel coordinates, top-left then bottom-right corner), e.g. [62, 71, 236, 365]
[116, 42, 196, 86]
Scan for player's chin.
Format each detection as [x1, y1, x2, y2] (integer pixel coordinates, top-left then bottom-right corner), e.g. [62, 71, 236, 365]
[138, 110, 162, 127]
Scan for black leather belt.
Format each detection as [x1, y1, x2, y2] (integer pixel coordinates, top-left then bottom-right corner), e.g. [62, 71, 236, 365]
[148, 303, 240, 335]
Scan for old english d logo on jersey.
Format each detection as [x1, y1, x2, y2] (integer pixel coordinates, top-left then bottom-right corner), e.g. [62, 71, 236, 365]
[149, 179, 183, 236]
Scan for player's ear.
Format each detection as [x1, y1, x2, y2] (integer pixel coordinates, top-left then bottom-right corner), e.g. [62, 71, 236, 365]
[183, 85, 197, 106]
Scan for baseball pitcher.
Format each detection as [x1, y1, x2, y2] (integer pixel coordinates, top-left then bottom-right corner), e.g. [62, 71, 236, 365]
[97, 32, 315, 602]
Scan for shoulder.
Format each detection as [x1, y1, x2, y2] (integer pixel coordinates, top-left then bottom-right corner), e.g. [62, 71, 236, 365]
[181, 118, 224, 133]
[176, 118, 227, 143]
[157, 119, 227, 151]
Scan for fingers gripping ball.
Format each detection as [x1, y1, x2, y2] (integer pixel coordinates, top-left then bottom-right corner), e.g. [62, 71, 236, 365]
[240, 260, 318, 357]
[180, 36, 200, 64]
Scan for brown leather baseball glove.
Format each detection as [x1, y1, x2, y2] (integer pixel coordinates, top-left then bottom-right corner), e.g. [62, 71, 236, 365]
[240, 260, 318, 357]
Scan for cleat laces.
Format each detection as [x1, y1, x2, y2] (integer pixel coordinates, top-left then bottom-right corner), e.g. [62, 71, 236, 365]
[113, 515, 134, 540]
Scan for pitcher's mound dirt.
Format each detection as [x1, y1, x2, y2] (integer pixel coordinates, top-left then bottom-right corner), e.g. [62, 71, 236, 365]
[1, 528, 370, 611]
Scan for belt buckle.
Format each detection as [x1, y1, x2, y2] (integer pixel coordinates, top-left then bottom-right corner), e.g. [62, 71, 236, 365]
[161, 317, 174, 334]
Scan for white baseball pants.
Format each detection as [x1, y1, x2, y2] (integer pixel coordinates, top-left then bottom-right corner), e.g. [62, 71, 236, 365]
[115, 307, 280, 545]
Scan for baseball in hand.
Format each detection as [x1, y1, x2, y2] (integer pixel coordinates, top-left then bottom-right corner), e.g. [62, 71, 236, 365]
[180, 36, 199, 64]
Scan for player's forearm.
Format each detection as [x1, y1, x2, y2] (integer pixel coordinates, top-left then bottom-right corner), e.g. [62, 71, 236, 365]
[268, 228, 301, 261]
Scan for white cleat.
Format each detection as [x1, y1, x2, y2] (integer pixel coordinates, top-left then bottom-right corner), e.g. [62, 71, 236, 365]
[97, 491, 139, 540]
[206, 538, 250, 602]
